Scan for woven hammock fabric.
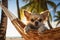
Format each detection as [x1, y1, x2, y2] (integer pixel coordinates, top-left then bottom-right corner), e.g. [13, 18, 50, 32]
[1, 4, 60, 40]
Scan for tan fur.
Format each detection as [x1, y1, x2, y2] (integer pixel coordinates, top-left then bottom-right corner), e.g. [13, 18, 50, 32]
[24, 11, 48, 34]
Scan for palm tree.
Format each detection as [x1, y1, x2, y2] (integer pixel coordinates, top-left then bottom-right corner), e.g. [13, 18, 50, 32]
[20, 0, 56, 29]
[22, 0, 48, 13]
[16, 0, 21, 19]
[0, 0, 8, 40]
[54, 3, 60, 26]
[54, 11, 60, 26]
[1, 0, 60, 40]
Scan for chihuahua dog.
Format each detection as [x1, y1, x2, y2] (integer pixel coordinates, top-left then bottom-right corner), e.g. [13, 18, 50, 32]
[24, 11, 49, 34]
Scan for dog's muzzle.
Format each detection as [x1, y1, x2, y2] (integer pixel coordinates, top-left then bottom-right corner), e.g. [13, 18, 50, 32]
[35, 21, 38, 26]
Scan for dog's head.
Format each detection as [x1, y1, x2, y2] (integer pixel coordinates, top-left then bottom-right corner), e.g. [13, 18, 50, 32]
[24, 11, 49, 27]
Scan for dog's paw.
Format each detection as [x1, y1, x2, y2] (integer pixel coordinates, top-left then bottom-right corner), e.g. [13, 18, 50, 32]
[24, 29, 27, 34]
[24, 26, 30, 34]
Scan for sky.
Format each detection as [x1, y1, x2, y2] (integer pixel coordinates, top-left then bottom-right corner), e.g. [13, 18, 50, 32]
[6, 0, 27, 37]
[0, 0, 60, 37]
[47, 0, 60, 21]
[0, 0, 27, 37]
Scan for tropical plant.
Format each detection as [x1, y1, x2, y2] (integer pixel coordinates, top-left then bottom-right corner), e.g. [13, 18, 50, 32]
[19, 0, 57, 29]
[16, 0, 21, 19]
[54, 3, 60, 26]
[22, 0, 48, 13]
[54, 11, 60, 26]
[0, 0, 8, 40]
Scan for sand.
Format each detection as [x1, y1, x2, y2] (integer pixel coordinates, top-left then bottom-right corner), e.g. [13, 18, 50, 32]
[6, 37, 24, 40]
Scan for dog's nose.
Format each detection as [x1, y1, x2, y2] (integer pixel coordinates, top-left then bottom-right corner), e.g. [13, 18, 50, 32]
[35, 21, 38, 25]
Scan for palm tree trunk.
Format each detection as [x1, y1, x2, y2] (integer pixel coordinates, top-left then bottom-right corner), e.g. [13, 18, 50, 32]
[47, 17, 53, 29]
[0, 0, 8, 40]
[16, 0, 21, 19]
[40, 0, 53, 29]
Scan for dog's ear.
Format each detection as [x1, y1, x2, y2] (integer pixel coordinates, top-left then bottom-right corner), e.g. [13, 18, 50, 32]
[24, 11, 31, 19]
[40, 10, 49, 20]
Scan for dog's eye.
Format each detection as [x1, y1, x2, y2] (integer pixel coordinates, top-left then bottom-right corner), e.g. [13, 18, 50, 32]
[31, 19, 34, 22]
[39, 19, 42, 22]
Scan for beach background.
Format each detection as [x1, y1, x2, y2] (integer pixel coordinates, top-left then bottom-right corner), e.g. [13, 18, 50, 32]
[6, 37, 24, 40]
[0, 0, 60, 40]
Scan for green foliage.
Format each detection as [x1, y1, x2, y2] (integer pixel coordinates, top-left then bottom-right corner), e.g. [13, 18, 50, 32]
[54, 11, 60, 26]
[47, 1, 56, 13]
[20, 0, 57, 21]
[21, 0, 48, 14]
[54, 2, 60, 26]
[20, 0, 58, 28]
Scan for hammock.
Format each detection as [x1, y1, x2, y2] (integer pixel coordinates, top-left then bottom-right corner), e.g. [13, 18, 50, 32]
[1, 4, 60, 40]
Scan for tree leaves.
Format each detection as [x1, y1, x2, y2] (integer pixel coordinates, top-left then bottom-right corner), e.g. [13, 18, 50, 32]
[47, 1, 56, 13]
[54, 11, 60, 26]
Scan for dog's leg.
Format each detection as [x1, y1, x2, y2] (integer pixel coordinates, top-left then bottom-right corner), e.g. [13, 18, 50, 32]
[24, 26, 31, 34]
[38, 26, 48, 33]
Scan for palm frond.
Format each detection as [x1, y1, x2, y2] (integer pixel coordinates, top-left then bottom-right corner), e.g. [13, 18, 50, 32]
[47, 1, 56, 7]
[22, 0, 33, 2]
[57, 3, 60, 7]
[57, 11, 60, 16]
[28, 4, 34, 12]
[49, 13, 52, 21]
[21, 2, 33, 9]
[54, 19, 60, 21]
[54, 11, 60, 26]
[22, 0, 29, 2]
[54, 15, 60, 18]
[47, 1, 56, 12]
[56, 21, 60, 26]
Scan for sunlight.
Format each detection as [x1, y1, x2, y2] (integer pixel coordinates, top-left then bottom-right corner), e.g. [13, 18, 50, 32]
[6, 18, 21, 37]
[21, 17, 27, 25]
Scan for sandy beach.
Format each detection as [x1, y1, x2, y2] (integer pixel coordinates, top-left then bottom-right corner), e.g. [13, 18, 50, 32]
[6, 37, 24, 40]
